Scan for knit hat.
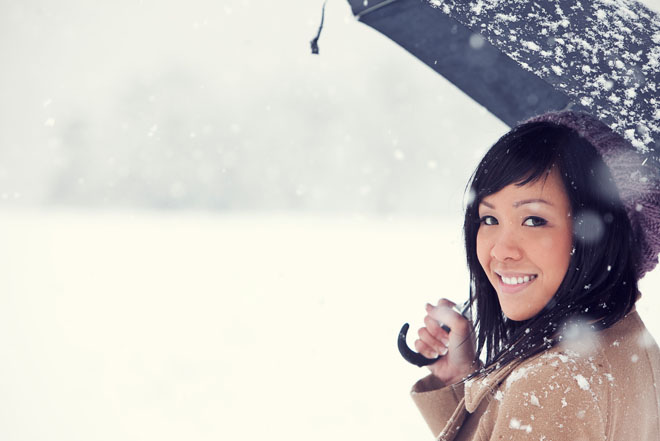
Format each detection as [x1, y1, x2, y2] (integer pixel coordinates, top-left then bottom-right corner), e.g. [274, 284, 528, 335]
[525, 111, 660, 280]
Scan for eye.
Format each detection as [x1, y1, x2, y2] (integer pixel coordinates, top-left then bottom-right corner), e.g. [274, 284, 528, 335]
[479, 215, 498, 226]
[523, 216, 547, 227]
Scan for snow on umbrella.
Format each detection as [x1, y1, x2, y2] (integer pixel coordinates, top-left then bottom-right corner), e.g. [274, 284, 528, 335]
[347, 0, 660, 154]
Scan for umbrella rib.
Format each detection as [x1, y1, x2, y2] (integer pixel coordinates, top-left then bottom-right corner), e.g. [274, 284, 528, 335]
[355, 0, 401, 20]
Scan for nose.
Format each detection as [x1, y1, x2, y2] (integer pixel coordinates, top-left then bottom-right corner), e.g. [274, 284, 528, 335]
[490, 228, 523, 262]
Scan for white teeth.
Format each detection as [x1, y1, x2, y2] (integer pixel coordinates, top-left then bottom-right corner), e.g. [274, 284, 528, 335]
[500, 274, 536, 285]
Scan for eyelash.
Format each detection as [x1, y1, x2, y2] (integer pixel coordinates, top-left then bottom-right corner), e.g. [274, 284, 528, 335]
[478, 215, 548, 227]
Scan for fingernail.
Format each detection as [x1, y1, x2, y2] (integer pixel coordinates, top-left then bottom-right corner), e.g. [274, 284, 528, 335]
[439, 347, 448, 356]
[428, 351, 439, 358]
[440, 337, 450, 346]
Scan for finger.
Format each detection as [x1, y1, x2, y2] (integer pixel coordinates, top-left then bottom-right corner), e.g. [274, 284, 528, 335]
[414, 339, 437, 359]
[426, 301, 456, 333]
[414, 338, 447, 359]
[429, 305, 470, 337]
[435, 298, 457, 309]
[418, 327, 448, 355]
[433, 299, 464, 327]
[418, 326, 446, 348]
[427, 299, 458, 318]
[423, 315, 451, 345]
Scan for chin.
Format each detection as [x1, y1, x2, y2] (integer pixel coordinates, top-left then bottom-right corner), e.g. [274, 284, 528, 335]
[501, 306, 537, 321]
[503, 311, 532, 321]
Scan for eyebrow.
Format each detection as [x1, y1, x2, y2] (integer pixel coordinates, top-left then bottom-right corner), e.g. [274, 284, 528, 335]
[480, 198, 555, 209]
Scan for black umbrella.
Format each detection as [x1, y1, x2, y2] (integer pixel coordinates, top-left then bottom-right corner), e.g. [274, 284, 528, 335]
[346, 0, 660, 154]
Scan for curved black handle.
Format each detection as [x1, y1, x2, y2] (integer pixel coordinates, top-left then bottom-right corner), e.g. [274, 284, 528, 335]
[397, 323, 441, 367]
[397, 300, 471, 367]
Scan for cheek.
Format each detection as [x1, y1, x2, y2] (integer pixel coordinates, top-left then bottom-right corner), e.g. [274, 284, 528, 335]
[540, 229, 573, 279]
[539, 236, 555, 250]
[553, 232, 573, 269]
[533, 231, 570, 256]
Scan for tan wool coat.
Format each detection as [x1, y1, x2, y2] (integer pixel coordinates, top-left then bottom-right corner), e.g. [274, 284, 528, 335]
[411, 311, 660, 440]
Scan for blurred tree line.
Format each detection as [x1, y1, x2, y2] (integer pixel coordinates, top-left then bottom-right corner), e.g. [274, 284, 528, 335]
[43, 62, 494, 215]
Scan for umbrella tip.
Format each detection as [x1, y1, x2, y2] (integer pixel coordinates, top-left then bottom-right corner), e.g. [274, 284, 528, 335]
[310, 1, 327, 55]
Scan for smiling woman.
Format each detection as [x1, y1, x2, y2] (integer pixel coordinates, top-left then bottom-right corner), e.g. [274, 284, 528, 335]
[410, 111, 660, 441]
[476, 168, 573, 321]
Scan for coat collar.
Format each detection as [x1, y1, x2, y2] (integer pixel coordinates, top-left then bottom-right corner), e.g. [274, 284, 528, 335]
[436, 361, 523, 441]
[463, 360, 522, 413]
[436, 396, 468, 441]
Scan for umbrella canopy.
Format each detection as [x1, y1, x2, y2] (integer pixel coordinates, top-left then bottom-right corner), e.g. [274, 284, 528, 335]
[348, 0, 660, 154]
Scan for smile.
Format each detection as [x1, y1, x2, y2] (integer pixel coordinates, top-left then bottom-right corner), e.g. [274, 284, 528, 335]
[496, 273, 538, 286]
[495, 273, 538, 294]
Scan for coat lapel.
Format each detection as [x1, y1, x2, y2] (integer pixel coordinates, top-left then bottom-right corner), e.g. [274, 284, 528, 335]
[464, 362, 521, 412]
[436, 396, 468, 441]
[435, 361, 523, 440]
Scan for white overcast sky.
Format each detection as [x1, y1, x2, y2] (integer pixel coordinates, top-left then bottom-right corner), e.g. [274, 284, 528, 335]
[0, 0, 659, 214]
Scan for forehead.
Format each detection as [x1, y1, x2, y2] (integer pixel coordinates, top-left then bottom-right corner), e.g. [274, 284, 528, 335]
[480, 169, 569, 208]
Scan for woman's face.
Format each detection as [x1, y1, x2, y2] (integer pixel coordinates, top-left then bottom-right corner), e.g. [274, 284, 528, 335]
[476, 168, 573, 321]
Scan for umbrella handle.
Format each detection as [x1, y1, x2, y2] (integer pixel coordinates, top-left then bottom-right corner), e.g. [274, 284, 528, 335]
[397, 323, 442, 367]
[397, 300, 471, 367]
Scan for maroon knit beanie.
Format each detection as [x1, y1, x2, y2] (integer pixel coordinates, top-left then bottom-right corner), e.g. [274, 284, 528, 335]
[525, 111, 660, 280]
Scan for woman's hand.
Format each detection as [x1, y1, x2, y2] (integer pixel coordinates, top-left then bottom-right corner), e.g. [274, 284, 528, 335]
[414, 299, 478, 385]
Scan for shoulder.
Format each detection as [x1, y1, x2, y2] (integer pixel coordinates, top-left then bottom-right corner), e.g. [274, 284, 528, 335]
[484, 347, 610, 438]
[501, 348, 609, 408]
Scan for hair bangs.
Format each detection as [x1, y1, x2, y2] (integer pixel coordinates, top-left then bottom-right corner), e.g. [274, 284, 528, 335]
[470, 124, 566, 207]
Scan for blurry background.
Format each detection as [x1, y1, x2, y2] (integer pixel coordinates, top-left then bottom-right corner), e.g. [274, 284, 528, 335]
[1, 1, 659, 440]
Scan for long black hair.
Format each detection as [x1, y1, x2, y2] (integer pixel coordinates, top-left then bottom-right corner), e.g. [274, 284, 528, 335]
[464, 121, 639, 374]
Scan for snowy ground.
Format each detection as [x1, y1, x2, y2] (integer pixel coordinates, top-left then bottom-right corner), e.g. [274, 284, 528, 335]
[0, 210, 658, 441]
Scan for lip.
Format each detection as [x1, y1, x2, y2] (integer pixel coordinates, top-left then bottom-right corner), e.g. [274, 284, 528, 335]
[495, 272, 538, 294]
[495, 271, 536, 278]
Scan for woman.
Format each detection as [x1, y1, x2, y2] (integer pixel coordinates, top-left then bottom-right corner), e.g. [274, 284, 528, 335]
[411, 111, 660, 440]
